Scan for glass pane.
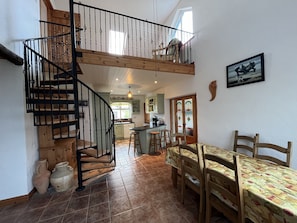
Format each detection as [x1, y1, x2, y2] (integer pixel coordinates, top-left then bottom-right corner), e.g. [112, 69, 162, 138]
[110, 102, 132, 119]
[176, 100, 183, 133]
[184, 98, 193, 136]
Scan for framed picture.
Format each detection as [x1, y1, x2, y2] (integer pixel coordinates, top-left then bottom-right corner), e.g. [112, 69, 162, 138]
[226, 53, 265, 88]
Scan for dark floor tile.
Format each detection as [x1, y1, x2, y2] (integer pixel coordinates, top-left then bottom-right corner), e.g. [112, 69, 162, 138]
[26, 193, 52, 210]
[49, 190, 72, 204]
[14, 207, 44, 223]
[39, 216, 63, 223]
[111, 210, 133, 223]
[66, 196, 89, 213]
[0, 201, 28, 216]
[89, 190, 109, 207]
[108, 186, 127, 201]
[90, 181, 108, 194]
[39, 201, 68, 221]
[62, 208, 88, 223]
[110, 196, 131, 216]
[0, 214, 18, 223]
[1, 140, 232, 223]
[87, 202, 110, 223]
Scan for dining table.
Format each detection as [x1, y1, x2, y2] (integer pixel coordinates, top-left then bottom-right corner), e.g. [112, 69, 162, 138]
[165, 143, 297, 223]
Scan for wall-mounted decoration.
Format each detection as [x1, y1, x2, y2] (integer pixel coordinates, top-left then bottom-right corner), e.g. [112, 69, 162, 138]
[226, 53, 264, 88]
[209, 80, 217, 101]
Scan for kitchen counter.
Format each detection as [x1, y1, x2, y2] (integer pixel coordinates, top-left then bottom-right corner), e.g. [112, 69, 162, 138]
[131, 124, 166, 154]
[114, 122, 135, 139]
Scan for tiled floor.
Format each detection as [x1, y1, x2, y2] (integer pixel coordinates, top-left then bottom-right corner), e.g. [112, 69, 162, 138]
[0, 140, 230, 223]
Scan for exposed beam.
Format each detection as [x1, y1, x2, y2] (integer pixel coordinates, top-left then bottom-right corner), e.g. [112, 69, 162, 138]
[76, 49, 195, 75]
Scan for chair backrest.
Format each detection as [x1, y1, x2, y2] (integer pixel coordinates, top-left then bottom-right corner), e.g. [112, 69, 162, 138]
[166, 38, 182, 55]
[171, 132, 187, 146]
[254, 141, 292, 167]
[180, 144, 204, 185]
[180, 144, 205, 222]
[233, 130, 259, 157]
[202, 145, 244, 223]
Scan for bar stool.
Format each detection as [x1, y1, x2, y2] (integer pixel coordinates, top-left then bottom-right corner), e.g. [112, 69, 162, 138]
[160, 129, 171, 150]
[149, 131, 162, 155]
[128, 131, 142, 156]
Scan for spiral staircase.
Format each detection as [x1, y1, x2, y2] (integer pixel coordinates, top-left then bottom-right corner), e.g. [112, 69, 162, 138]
[23, 20, 115, 191]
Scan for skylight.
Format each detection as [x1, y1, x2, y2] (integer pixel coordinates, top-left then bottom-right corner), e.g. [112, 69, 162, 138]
[109, 30, 126, 55]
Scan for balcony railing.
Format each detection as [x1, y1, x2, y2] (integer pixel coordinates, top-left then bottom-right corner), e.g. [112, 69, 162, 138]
[73, 1, 194, 64]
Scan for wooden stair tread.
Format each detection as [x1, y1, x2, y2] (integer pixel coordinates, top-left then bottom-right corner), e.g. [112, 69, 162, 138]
[31, 97, 74, 101]
[80, 148, 100, 157]
[53, 129, 79, 139]
[82, 161, 115, 171]
[38, 119, 77, 125]
[82, 167, 115, 182]
[81, 154, 112, 162]
[77, 140, 97, 150]
[34, 108, 75, 112]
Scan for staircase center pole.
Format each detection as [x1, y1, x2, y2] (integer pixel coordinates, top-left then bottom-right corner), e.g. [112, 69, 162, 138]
[69, 0, 85, 191]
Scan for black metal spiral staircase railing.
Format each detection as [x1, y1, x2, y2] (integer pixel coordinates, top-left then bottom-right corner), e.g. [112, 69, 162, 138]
[23, 24, 115, 190]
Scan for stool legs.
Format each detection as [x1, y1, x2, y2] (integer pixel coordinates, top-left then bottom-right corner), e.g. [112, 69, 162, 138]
[134, 132, 142, 155]
[128, 131, 142, 156]
[160, 129, 171, 151]
[128, 132, 134, 154]
[149, 132, 161, 155]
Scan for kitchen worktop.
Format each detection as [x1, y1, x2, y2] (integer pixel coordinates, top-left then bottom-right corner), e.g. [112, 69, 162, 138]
[131, 124, 166, 154]
[132, 124, 166, 131]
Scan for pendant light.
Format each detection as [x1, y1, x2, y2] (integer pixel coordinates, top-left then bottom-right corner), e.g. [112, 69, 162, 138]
[127, 86, 132, 98]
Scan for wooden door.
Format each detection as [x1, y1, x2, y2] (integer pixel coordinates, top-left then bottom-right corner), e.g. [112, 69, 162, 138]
[48, 10, 81, 65]
[170, 94, 197, 144]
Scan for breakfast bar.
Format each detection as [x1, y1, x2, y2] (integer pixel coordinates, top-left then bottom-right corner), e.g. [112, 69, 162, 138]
[131, 125, 166, 154]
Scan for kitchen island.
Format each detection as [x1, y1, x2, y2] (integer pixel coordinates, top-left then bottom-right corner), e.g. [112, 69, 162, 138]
[131, 125, 166, 154]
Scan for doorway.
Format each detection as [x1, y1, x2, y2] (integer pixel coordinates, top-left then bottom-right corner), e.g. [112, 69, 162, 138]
[170, 94, 197, 144]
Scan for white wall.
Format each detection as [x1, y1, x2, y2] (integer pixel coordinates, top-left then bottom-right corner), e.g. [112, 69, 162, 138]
[163, 0, 297, 169]
[0, 0, 39, 200]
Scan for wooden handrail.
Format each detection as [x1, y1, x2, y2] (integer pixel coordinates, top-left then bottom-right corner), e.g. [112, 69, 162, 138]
[0, 44, 23, 65]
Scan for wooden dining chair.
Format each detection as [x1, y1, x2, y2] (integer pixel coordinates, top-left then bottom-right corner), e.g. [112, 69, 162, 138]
[233, 130, 259, 157]
[170, 132, 187, 146]
[202, 145, 244, 223]
[180, 144, 205, 223]
[254, 141, 292, 167]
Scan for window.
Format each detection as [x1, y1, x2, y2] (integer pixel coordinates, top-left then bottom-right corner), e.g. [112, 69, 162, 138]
[111, 102, 132, 119]
[172, 8, 193, 43]
[109, 30, 126, 55]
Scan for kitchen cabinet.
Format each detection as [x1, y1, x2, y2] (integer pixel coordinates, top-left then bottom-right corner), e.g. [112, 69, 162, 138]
[114, 124, 124, 139]
[123, 123, 135, 138]
[115, 123, 135, 139]
[145, 94, 164, 114]
[132, 100, 140, 113]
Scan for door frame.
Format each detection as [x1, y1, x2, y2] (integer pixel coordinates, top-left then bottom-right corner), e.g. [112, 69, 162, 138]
[170, 94, 197, 144]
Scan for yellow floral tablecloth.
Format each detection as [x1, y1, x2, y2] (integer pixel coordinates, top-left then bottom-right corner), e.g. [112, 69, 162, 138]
[165, 143, 297, 223]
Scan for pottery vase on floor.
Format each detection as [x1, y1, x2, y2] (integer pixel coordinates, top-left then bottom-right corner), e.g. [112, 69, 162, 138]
[33, 159, 51, 194]
[50, 161, 74, 192]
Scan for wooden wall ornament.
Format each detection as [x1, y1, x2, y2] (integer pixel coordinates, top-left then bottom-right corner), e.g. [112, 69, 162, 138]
[209, 80, 217, 101]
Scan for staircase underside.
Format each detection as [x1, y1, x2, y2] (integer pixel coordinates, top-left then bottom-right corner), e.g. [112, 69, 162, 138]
[76, 49, 195, 75]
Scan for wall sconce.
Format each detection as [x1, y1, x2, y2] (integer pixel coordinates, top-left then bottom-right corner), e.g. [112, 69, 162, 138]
[127, 86, 132, 98]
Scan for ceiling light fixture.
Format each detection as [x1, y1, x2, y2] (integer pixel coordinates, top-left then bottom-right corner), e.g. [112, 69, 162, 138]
[127, 86, 133, 98]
